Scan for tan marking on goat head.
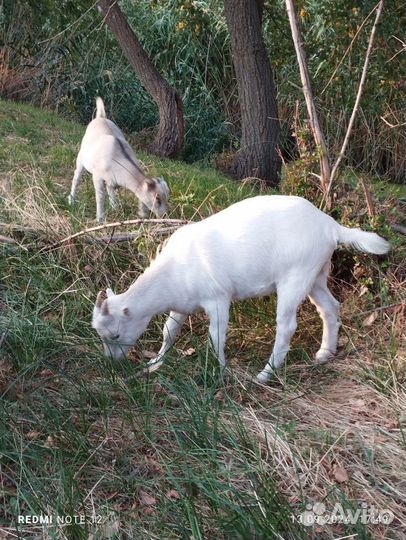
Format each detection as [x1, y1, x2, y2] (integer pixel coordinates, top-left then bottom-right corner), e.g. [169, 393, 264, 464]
[146, 178, 157, 191]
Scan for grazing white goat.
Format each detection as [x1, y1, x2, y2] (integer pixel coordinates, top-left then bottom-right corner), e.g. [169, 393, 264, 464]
[92, 195, 390, 382]
[68, 97, 170, 222]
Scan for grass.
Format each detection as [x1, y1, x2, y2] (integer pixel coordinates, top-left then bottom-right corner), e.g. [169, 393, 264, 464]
[0, 98, 405, 540]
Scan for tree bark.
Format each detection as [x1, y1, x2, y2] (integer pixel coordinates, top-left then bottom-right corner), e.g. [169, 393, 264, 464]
[97, 0, 184, 158]
[224, 0, 281, 186]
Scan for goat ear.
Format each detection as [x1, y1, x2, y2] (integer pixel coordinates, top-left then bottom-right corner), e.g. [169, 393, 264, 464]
[106, 288, 115, 298]
[123, 307, 130, 317]
[96, 290, 107, 308]
[101, 300, 109, 316]
[146, 177, 156, 191]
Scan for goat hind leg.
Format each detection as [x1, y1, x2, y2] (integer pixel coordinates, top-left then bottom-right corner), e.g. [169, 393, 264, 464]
[68, 155, 84, 205]
[308, 274, 340, 364]
[93, 176, 106, 222]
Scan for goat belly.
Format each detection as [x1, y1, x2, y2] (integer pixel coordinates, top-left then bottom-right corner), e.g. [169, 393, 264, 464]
[236, 281, 276, 300]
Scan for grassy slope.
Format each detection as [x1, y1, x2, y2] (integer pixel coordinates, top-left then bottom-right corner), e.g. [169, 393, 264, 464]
[0, 99, 405, 540]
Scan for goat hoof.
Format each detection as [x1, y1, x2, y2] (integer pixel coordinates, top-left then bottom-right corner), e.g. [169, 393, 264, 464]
[255, 371, 272, 384]
[145, 357, 163, 374]
[314, 349, 334, 365]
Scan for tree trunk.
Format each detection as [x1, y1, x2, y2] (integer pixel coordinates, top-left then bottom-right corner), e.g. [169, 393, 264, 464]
[224, 0, 281, 186]
[97, 0, 184, 158]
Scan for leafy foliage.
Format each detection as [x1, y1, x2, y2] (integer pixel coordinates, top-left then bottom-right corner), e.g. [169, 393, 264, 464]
[0, 0, 404, 178]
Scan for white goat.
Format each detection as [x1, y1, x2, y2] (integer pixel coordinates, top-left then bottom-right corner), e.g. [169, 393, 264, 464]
[68, 97, 170, 222]
[92, 195, 390, 382]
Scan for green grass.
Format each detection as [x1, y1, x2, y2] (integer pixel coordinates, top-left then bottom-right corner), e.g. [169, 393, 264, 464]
[0, 99, 405, 540]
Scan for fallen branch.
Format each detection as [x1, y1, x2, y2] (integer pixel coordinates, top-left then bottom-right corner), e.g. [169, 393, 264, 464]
[41, 218, 189, 252]
[0, 222, 38, 234]
[357, 302, 404, 317]
[0, 234, 29, 251]
[96, 225, 182, 244]
[0, 234, 17, 244]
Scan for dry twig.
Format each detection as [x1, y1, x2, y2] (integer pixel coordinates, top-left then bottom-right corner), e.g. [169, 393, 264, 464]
[357, 175, 375, 218]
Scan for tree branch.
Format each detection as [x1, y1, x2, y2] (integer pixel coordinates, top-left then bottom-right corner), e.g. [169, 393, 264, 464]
[285, 0, 331, 192]
[325, 0, 384, 201]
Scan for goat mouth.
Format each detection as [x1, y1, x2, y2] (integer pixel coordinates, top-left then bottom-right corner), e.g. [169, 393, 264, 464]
[103, 343, 129, 360]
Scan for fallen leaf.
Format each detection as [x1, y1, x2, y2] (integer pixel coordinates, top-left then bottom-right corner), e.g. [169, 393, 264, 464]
[333, 465, 349, 483]
[146, 458, 165, 475]
[359, 285, 369, 297]
[43, 435, 58, 449]
[154, 383, 169, 395]
[102, 520, 120, 538]
[349, 398, 366, 408]
[288, 496, 301, 504]
[142, 350, 156, 360]
[26, 430, 40, 440]
[320, 457, 332, 473]
[105, 491, 119, 501]
[349, 398, 367, 415]
[363, 311, 378, 327]
[166, 489, 181, 500]
[139, 491, 157, 506]
[142, 507, 155, 515]
[181, 347, 196, 357]
[40, 369, 55, 377]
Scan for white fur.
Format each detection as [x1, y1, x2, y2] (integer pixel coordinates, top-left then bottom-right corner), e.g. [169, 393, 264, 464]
[68, 97, 170, 222]
[92, 195, 390, 382]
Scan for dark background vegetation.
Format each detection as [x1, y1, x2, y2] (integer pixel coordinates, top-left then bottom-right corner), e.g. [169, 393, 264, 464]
[1, 0, 405, 180]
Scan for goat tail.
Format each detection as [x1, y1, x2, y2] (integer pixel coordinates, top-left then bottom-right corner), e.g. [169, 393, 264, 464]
[95, 97, 106, 118]
[337, 225, 390, 255]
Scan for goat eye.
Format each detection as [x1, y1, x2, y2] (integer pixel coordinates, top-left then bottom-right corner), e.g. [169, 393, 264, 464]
[156, 195, 161, 204]
[111, 334, 120, 341]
